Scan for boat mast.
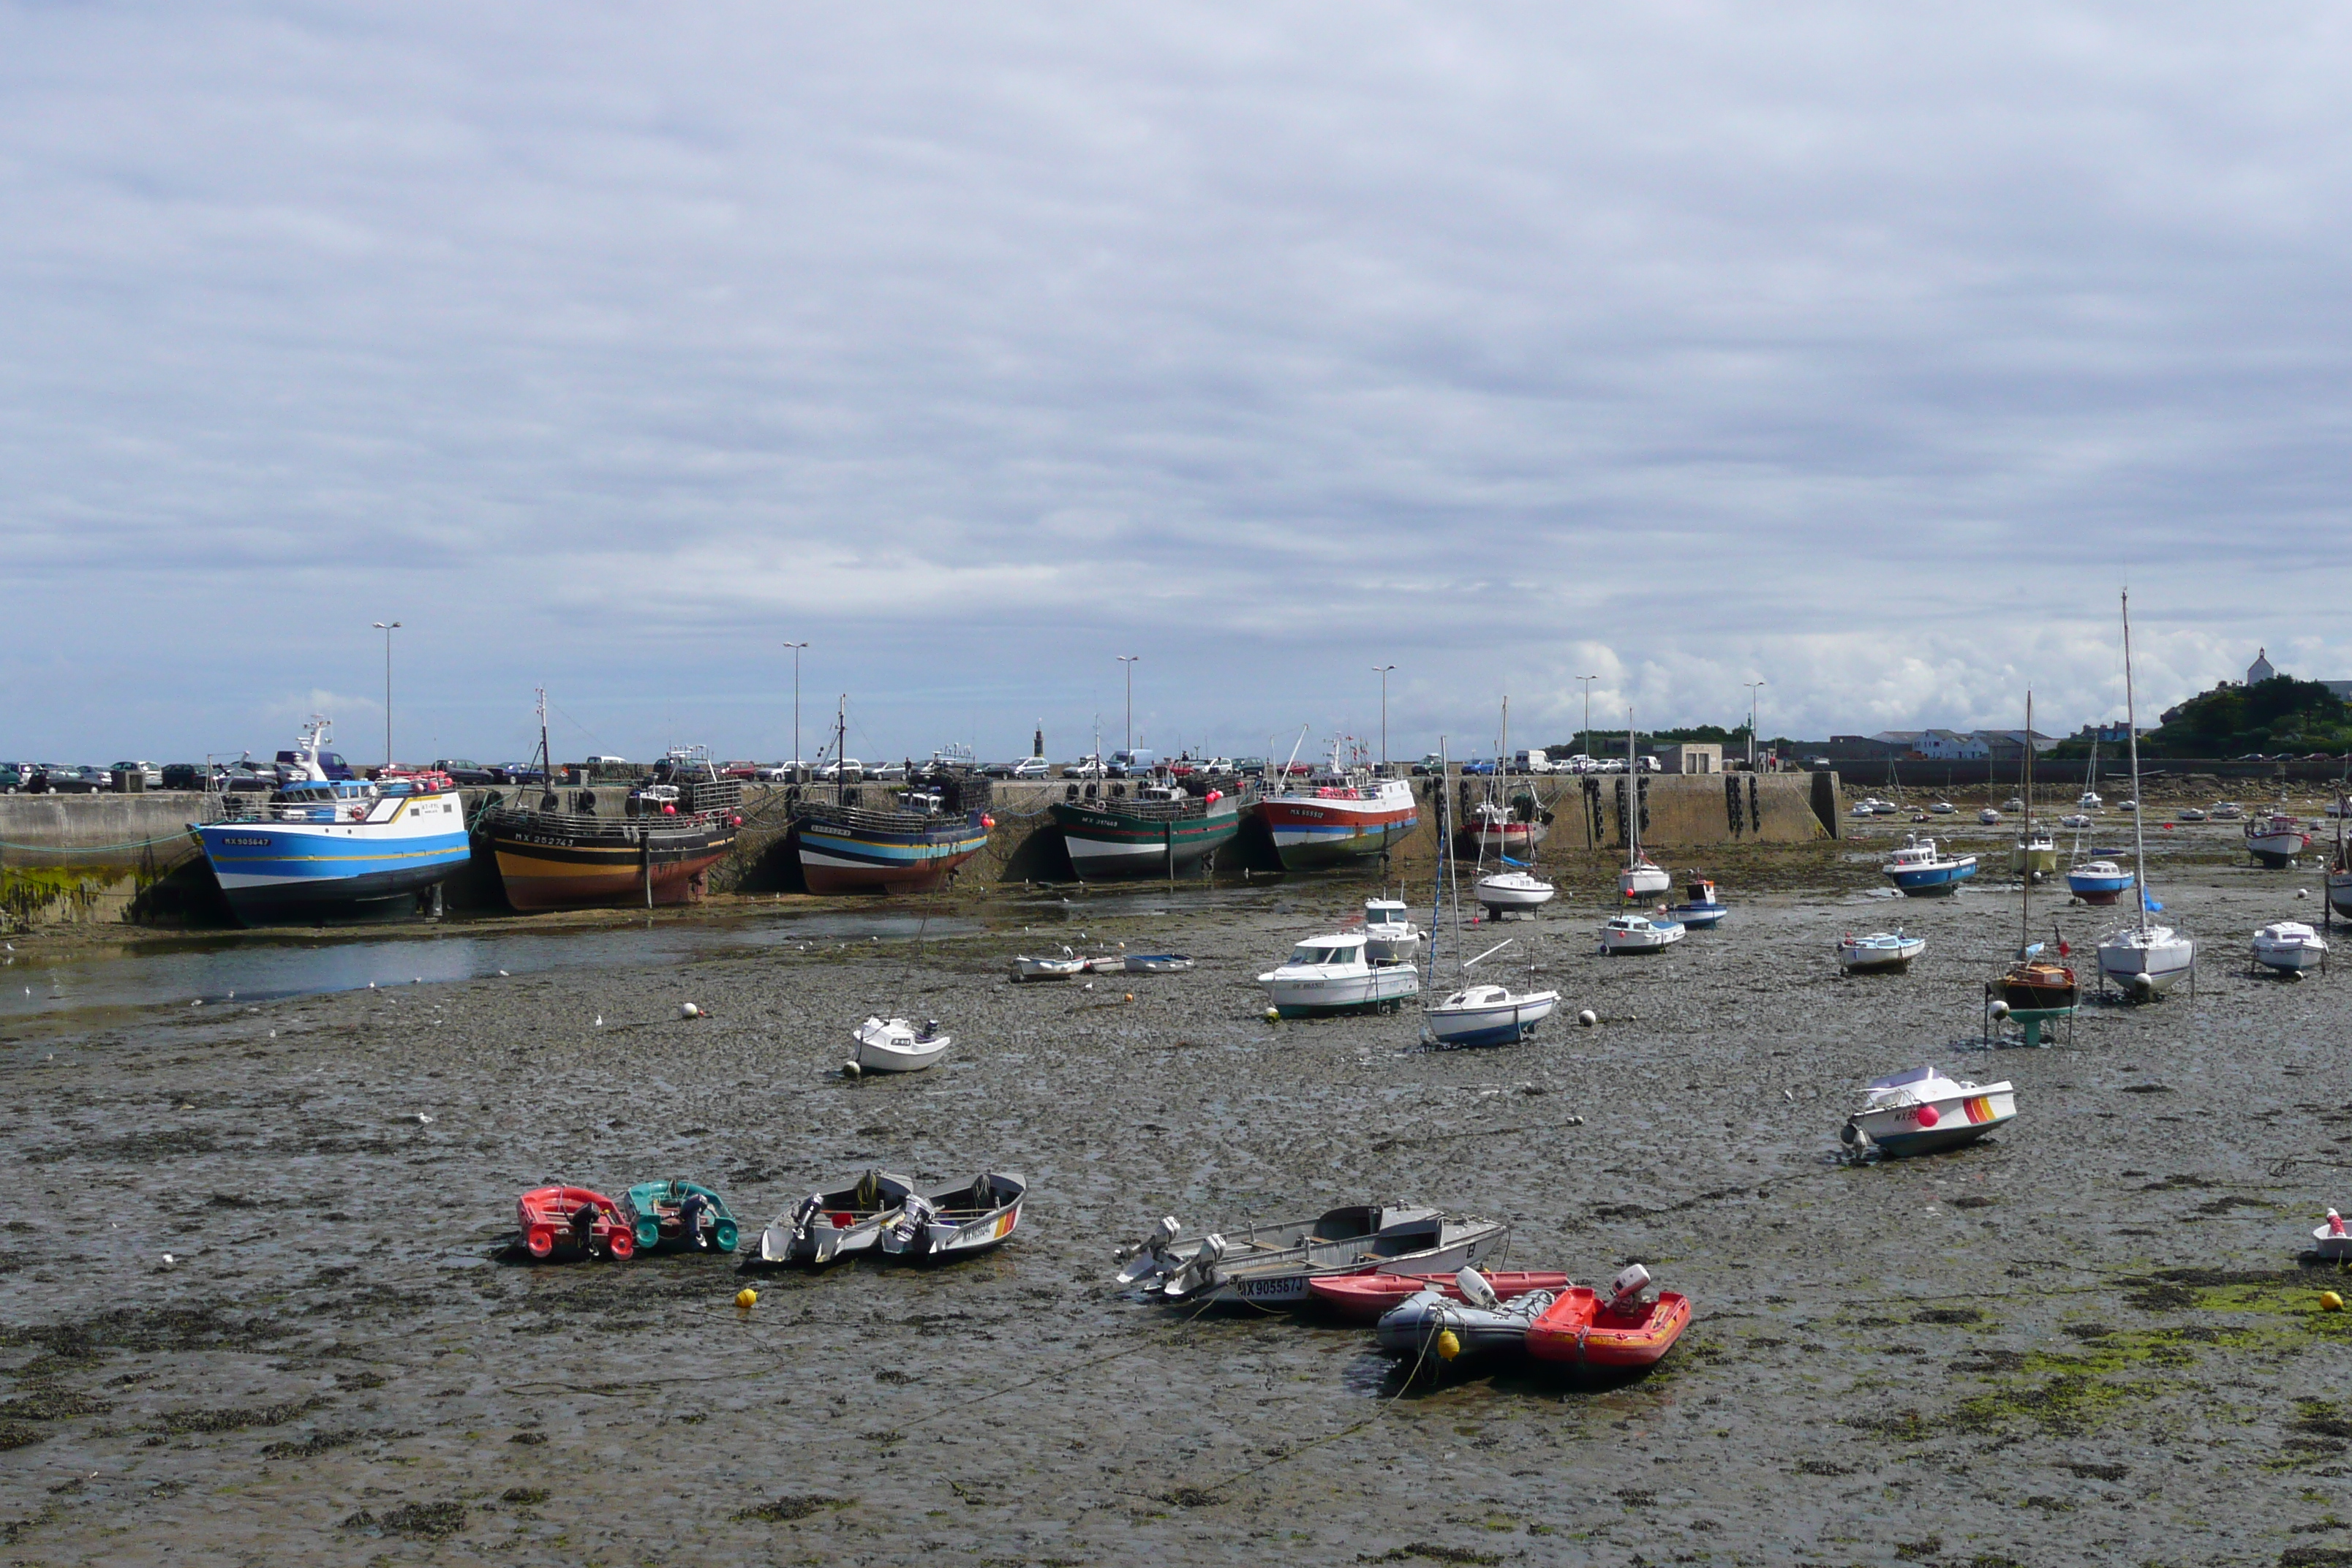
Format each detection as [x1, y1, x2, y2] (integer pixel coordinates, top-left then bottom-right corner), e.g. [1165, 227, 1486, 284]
[2020, 690, 2032, 954]
[1626, 706, 1640, 870]
[836, 696, 849, 806]
[2121, 591, 2149, 933]
[1425, 737, 1452, 1002]
[535, 687, 553, 807]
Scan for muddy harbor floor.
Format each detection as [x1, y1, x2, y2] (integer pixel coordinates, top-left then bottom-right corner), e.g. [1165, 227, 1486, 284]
[4, 821, 2352, 1566]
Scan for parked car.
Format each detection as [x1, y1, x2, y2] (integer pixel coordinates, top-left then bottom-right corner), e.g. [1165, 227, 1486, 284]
[434, 758, 506, 785]
[109, 760, 163, 788]
[1234, 756, 1268, 777]
[1196, 757, 1234, 778]
[1461, 759, 1497, 776]
[871, 761, 908, 782]
[1410, 753, 1445, 776]
[31, 764, 105, 794]
[159, 763, 207, 791]
[584, 753, 630, 766]
[502, 763, 551, 784]
[0, 763, 22, 792]
[1009, 756, 1050, 780]
[1061, 756, 1106, 779]
[1106, 748, 1158, 779]
[719, 760, 763, 780]
[815, 758, 864, 783]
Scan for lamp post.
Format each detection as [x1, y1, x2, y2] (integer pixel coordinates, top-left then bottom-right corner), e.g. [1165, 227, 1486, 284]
[783, 641, 809, 780]
[1372, 665, 1395, 774]
[372, 621, 401, 769]
[1117, 656, 1140, 760]
[1577, 675, 1599, 758]
[1744, 680, 1767, 770]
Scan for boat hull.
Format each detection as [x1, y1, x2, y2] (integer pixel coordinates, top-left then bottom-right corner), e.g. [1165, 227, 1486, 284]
[487, 819, 736, 911]
[1256, 791, 1420, 870]
[796, 813, 989, 894]
[2248, 834, 2310, 867]
[1178, 1233, 1508, 1309]
[1526, 1290, 1690, 1370]
[197, 811, 471, 926]
[1886, 860, 1978, 895]
[1845, 1086, 2016, 1156]
[1423, 991, 1558, 1046]
[1310, 1270, 1574, 1321]
[1474, 877, 1556, 912]
[2096, 930, 2194, 992]
[1260, 966, 1420, 1017]
[1667, 903, 1728, 928]
[1050, 798, 1240, 876]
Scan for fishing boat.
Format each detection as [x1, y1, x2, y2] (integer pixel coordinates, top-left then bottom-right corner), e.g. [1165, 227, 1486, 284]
[1008, 949, 1088, 983]
[2095, 592, 2193, 999]
[1112, 1204, 1510, 1308]
[1665, 879, 1729, 929]
[194, 717, 472, 925]
[2330, 799, 2352, 919]
[1526, 1265, 1690, 1371]
[847, 1016, 951, 1074]
[2064, 859, 2133, 905]
[786, 698, 993, 894]
[1839, 1066, 2017, 1157]
[1882, 834, 1977, 896]
[756, 1169, 916, 1264]
[1458, 799, 1548, 856]
[2252, 921, 2329, 974]
[1362, 899, 1424, 963]
[485, 732, 745, 911]
[1050, 782, 1243, 878]
[2244, 813, 2312, 868]
[1474, 869, 1556, 915]
[2007, 831, 2058, 875]
[1308, 1269, 1575, 1321]
[622, 1180, 739, 1254]
[1375, 1273, 1561, 1366]
[879, 1172, 1026, 1260]
[1258, 930, 1420, 1015]
[1837, 930, 1924, 973]
[1254, 732, 1419, 870]
[1599, 913, 1684, 954]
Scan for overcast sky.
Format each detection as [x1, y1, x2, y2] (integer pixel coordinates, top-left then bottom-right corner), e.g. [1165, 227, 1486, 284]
[7, 3, 2351, 765]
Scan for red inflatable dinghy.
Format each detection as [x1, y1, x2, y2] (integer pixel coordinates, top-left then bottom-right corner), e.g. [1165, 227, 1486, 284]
[1526, 1264, 1687, 1369]
[1309, 1269, 1575, 1322]
[517, 1186, 636, 1261]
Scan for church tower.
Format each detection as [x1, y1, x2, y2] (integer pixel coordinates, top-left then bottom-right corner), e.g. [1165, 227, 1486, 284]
[2247, 647, 2277, 684]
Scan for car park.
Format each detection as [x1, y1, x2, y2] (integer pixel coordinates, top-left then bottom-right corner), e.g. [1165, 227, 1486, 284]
[815, 758, 864, 783]
[1009, 756, 1050, 779]
[434, 758, 506, 785]
[109, 760, 164, 788]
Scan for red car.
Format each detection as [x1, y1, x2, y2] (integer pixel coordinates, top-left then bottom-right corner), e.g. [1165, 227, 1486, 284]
[517, 1186, 638, 1261]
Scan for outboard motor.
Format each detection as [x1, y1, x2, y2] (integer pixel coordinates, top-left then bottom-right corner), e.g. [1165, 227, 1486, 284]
[788, 1192, 823, 1244]
[889, 1193, 938, 1254]
[1606, 1263, 1653, 1316]
[1115, 1215, 1183, 1283]
[1161, 1233, 1226, 1300]
[1455, 1265, 1501, 1311]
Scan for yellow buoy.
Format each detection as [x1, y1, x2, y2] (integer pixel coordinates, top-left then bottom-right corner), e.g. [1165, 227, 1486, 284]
[1435, 1329, 1462, 1362]
[2322, 1291, 2342, 1313]
[1125, 992, 1134, 1003]
[734, 1288, 758, 1310]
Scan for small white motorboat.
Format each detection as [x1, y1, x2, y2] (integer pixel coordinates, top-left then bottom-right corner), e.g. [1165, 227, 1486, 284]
[1599, 913, 1685, 954]
[1124, 954, 1196, 973]
[1083, 951, 1127, 974]
[1422, 982, 1560, 1047]
[1929, 800, 1956, 815]
[1978, 807, 2002, 825]
[1362, 899, 1424, 964]
[1665, 878, 1729, 929]
[1872, 800, 1903, 816]
[849, 1016, 951, 1074]
[2246, 813, 2313, 868]
[2178, 807, 2207, 822]
[2313, 1209, 2352, 1261]
[2002, 797, 2025, 812]
[1009, 949, 1088, 983]
[1850, 798, 1882, 818]
[880, 1172, 1026, 1260]
[1374, 1268, 1557, 1365]
[2096, 921, 2194, 997]
[1840, 1066, 2016, 1158]
[758, 1169, 916, 1264]
[1259, 931, 1420, 1016]
[1837, 930, 1924, 974]
[1475, 869, 1556, 915]
[2253, 921, 2328, 973]
[2212, 802, 2244, 821]
[2078, 790, 2103, 810]
[2058, 813, 2095, 830]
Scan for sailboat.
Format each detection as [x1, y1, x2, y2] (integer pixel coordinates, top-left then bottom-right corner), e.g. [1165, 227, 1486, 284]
[2095, 592, 2194, 998]
[2328, 766, 2352, 919]
[1472, 698, 1556, 916]
[1617, 709, 1670, 899]
[1423, 740, 1559, 1047]
[1998, 693, 2077, 1011]
[2077, 737, 2103, 810]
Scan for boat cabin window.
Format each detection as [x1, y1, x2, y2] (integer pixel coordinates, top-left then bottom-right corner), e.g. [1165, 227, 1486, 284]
[1288, 943, 1349, 965]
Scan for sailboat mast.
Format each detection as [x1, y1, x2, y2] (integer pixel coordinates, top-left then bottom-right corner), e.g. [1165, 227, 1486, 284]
[1425, 737, 1452, 1002]
[836, 696, 849, 806]
[535, 687, 552, 804]
[2122, 591, 2149, 932]
[2021, 691, 2032, 952]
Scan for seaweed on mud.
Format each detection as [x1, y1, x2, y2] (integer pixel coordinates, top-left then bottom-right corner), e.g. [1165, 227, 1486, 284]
[0, 1388, 111, 1420]
[0, 1303, 290, 1360]
[260, 1427, 409, 1459]
[0, 1422, 42, 1450]
[2291, 1403, 2352, 1441]
[2280, 1548, 2352, 1567]
[1952, 1371, 2150, 1437]
[26, 1128, 222, 1164]
[500, 1487, 549, 1506]
[1792, 1458, 1852, 1476]
[341, 1501, 466, 1539]
[2059, 1460, 2130, 1480]
[1357, 1547, 1506, 1567]
[1893, 1538, 1942, 1561]
[734, 1494, 853, 1523]
[1161, 1488, 1220, 1509]
[1912, 1307, 1982, 1324]
[509, 1431, 548, 1445]
[157, 1395, 325, 1433]
[1842, 1409, 1931, 1441]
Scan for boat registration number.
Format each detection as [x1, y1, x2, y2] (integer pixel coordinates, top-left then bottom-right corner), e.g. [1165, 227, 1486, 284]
[1235, 1277, 1302, 1300]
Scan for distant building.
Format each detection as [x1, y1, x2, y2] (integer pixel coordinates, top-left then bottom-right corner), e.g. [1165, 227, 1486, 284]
[1978, 729, 2060, 761]
[2324, 681, 2352, 703]
[1915, 729, 1989, 761]
[1653, 742, 1722, 774]
[2249, 648, 2277, 684]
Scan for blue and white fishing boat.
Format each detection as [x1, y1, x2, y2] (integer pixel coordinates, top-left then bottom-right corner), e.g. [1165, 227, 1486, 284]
[1665, 878, 1729, 929]
[2064, 859, 2134, 905]
[1882, 834, 1976, 896]
[192, 718, 470, 926]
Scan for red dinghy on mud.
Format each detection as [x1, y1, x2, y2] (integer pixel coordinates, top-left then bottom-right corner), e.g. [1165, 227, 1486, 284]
[1309, 1270, 1574, 1322]
[517, 1186, 638, 1261]
[1526, 1264, 1689, 1370]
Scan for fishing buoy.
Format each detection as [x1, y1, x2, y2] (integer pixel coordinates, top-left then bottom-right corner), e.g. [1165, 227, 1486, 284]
[1264, 1007, 1280, 1021]
[2324, 1292, 2343, 1313]
[1578, 1009, 1597, 1028]
[843, 1060, 862, 1077]
[1989, 1000, 2010, 1019]
[2298, 888, 2311, 900]
[1125, 993, 1134, 1003]
[1915, 1103, 1941, 1128]
[680, 1002, 701, 1019]
[735, 1287, 758, 1310]
[1435, 1329, 1462, 1362]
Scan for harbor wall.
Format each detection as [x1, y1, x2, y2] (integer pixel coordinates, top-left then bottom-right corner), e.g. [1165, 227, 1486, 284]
[0, 794, 222, 930]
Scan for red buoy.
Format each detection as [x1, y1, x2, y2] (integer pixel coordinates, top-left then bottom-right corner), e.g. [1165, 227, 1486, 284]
[1915, 1103, 1941, 1128]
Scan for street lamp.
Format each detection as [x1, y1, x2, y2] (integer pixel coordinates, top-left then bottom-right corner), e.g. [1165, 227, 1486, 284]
[1577, 675, 1599, 757]
[1744, 680, 1767, 770]
[372, 622, 401, 769]
[783, 641, 810, 780]
[1117, 656, 1140, 760]
[1372, 665, 1395, 774]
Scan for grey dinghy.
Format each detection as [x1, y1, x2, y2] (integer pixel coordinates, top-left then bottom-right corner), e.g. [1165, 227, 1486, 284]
[758, 1169, 916, 1264]
[1115, 1204, 1509, 1308]
[1376, 1267, 1559, 1366]
[879, 1172, 1028, 1261]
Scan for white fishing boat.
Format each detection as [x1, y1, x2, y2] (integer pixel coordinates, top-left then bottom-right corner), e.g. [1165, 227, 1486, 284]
[1259, 931, 1420, 1016]
[1009, 949, 1088, 983]
[2253, 921, 2328, 973]
[2245, 813, 2312, 868]
[2058, 813, 2095, 830]
[1114, 1204, 1510, 1308]
[848, 1016, 951, 1075]
[1423, 981, 1560, 1047]
[1474, 869, 1556, 914]
[1839, 1066, 2017, 1158]
[1124, 954, 1196, 973]
[757, 1169, 916, 1264]
[2094, 592, 2193, 1000]
[1362, 899, 1423, 964]
[1836, 930, 1924, 973]
[1374, 1268, 1557, 1365]
[1978, 807, 2003, 825]
[879, 1172, 1026, 1260]
[1665, 878, 1730, 929]
[1599, 913, 1685, 954]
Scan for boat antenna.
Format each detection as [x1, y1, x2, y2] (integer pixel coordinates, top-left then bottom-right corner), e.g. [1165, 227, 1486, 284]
[1280, 722, 1311, 780]
[837, 695, 849, 806]
[2121, 590, 2148, 932]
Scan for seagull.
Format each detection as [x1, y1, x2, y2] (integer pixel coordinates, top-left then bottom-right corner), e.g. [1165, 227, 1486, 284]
[595, 1015, 604, 1027]
[497, 970, 509, 977]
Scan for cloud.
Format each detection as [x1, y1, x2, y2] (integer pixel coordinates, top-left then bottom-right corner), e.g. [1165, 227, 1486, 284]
[4, 2, 2351, 760]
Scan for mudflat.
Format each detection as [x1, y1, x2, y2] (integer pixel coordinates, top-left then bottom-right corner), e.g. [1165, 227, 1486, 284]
[2, 825, 2347, 1565]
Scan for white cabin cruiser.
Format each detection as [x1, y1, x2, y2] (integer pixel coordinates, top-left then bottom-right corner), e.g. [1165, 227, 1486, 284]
[1259, 931, 1419, 1016]
[1361, 900, 1423, 964]
[1840, 1066, 2017, 1158]
[1599, 913, 1685, 954]
[2252, 921, 2328, 973]
[1837, 930, 1925, 973]
[848, 1016, 951, 1074]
